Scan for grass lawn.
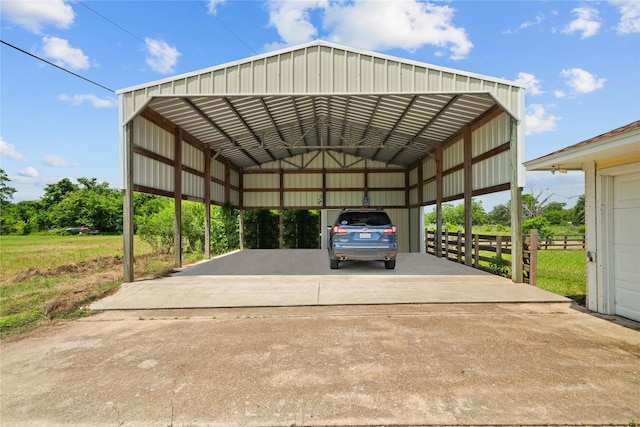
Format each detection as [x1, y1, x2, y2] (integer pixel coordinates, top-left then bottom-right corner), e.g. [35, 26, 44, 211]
[0, 235, 202, 339]
[536, 250, 586, 301]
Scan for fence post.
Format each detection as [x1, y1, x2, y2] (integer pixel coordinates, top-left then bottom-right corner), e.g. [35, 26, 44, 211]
[529, 229, 538, 286]
[563, 234, 568, 250]
[444, 229, 449, 259]
[474, 234, 480, 268]
[457, 230, 463, 263]
[496, 235, 503, 258]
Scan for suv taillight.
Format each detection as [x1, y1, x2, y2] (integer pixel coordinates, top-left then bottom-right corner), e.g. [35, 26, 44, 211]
[383, 225, 397, 234]
[332, 226, 347, 234]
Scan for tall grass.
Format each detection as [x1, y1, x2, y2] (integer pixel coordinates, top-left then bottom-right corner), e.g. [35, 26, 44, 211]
[0, 235, 198, 338]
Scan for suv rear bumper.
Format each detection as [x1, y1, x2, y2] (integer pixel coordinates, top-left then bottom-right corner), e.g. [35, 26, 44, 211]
[329, 247, 397, 262]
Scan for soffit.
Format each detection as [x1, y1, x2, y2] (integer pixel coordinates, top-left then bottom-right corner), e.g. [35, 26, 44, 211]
[146, 92, 498, 168]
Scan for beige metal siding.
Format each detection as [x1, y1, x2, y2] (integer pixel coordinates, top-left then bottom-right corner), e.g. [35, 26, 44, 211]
[133, 154, 173, 192]
[368, 171, 404, 188]
[182, 171, 203, 199]
[244, 191, 279, 208]
[424, 181, 436, 203]
[182, 142, 203, 173]
[134, 117, 173, 159]
[212, 159, 225, 181]
[474, 152, 510, 191]
[423, 158, 436, 180]
[326, 173, 364, 188]
[443, 139, 463, 170]
[326, 191, 363, 207]
[443, 169, 464, 199]
[369, 190, 405, 207]
[284, 173, 322, 189]
[211, 182, 225, 204]
[472, 113, 510, 156]
[284, 191, 323, 208]
[385, 208, 409, 253]
[244, 173, 279, 190]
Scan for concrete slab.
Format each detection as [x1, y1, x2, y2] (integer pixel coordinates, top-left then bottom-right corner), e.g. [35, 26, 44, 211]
[2, 303, 639, 426]
[91, 250, 567, 310]
[91, 275, 568, 310]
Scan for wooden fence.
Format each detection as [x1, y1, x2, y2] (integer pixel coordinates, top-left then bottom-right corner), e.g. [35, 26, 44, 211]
[425, 229, 540, 285]
[539, 234, 585, 250]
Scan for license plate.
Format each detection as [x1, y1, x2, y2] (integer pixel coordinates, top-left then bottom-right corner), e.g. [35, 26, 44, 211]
[359, 233, 372, 239]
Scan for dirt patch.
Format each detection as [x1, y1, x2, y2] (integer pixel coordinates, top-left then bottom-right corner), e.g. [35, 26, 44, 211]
[9, 256, 122, 285]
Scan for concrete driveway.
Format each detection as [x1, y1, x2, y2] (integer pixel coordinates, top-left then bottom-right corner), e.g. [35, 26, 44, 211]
[2, 250, 639, 426]
[91, 250, 569, 310]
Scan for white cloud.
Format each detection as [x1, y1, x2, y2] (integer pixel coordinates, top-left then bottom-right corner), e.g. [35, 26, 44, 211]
[562, 6, 601, 38]
[525, 104, 560, 135]
[58, 93, 117, 108]
[144, 38, 181, 74]
[266, 1, 323, 48]
[0, 137, 24, 161]
[609, 0, 640, 34]
[265, 0, 473, 60]
[0, 0, 74, 33]
[206, 0, 227, 15]
[515, 72, 544, 96]
[42, 154, 78, 168]
[504, 12, 545, 33]
[17, 166, 40, 179]
[554, 90, 566, 99]
[41, 36, 90, 70]
[561, 68, 606, 94]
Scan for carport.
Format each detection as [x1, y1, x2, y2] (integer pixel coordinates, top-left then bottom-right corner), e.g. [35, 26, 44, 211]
[117, 40, 526, 283]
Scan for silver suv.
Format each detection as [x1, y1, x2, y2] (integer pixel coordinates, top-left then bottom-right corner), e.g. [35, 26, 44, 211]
[327, 209, 398, 269]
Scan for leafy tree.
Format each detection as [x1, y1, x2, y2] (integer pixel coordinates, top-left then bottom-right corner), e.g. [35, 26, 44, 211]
[244, 210, 279, 249]
[543, 201, 568, 225]
[48, 179, 122, 232]
[572, 195, 585, 225]
[424, 200, 487, 228]
[283, 209, 319, 249]
[522, 216, 552, 240]
[0, 168, 16, 206]
[41, 178, 79, 208]
[487, 203, 511, 225]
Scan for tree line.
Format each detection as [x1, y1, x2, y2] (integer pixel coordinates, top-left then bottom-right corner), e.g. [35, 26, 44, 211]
[424, 192, 585, 239]
[0, 169, 318, 253]
[1, 168, 582, 249]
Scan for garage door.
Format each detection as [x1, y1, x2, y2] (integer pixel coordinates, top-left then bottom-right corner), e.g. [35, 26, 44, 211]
[613, 171, 640, 322]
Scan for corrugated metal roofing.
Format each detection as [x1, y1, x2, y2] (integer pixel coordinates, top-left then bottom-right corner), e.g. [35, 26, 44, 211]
[119, 40, 525, 170]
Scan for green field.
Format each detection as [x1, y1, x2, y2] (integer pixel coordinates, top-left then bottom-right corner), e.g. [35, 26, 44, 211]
[0, 235, 203, 338]
[1, 235, 586, 338]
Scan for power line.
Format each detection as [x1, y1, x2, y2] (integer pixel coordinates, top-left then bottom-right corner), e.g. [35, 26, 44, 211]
[196, 1, 258, 56]
[0, 39, 115, 93]
[75, 0, 193, 73]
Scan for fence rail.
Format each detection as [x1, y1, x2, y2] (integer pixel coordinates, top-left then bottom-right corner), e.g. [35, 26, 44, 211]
[425, 230, 542, 285]
[539, 234, 585, 250]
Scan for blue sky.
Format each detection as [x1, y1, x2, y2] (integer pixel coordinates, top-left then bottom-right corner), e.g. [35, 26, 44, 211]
[1, 0, 639, 210]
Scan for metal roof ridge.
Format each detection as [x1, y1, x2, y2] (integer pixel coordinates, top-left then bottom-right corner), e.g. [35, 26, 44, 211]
[116, 39, 524, 95]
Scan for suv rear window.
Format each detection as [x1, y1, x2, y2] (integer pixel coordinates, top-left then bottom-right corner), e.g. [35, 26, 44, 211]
[337, 211, 391, 227]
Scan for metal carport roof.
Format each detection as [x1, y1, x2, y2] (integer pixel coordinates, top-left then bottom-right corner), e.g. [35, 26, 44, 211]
[118, 40, 526, 175]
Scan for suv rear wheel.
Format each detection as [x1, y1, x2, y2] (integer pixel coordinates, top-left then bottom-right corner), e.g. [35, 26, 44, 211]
[384, 260, 396, 270]
[330, 259, 339, 269]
